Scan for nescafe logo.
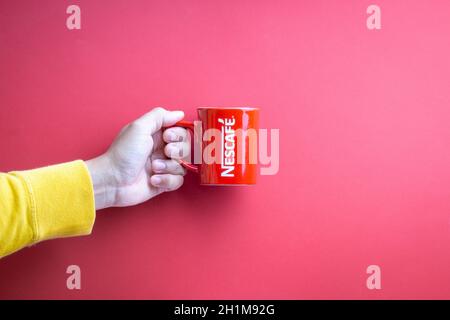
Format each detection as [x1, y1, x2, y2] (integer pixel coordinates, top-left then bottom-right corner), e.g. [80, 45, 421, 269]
[218, 117, 236, 177]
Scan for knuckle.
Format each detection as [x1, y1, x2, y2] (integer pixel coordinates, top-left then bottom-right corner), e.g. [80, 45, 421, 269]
[130, 119, 145, 131]
[164, 143, 173, 152]
[174, 162, 186, 174]
[163, 129, 175, 139]
[165, 144, 181, 158]
[153, 107, 165, 114]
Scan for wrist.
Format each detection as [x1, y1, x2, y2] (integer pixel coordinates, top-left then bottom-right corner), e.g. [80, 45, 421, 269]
[85, 154, 117, 210]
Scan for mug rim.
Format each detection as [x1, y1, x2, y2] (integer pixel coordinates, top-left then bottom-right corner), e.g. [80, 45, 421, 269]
[197, 106, 259, 111]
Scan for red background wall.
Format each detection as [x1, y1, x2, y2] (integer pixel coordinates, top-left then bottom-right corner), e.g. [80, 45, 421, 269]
[1, 0, 450, 299]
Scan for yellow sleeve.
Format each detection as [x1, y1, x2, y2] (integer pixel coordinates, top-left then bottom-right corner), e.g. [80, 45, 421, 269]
[0, 160, 96, 258]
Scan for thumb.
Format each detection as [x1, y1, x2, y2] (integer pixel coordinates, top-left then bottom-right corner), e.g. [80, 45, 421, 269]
[135, 107, 184, 135]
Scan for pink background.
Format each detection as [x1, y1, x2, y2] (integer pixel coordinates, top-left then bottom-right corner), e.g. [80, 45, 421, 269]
[1, 0, 450, 299]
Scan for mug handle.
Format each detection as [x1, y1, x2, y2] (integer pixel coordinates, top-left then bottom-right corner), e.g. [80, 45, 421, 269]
[171, 120, 200, 173]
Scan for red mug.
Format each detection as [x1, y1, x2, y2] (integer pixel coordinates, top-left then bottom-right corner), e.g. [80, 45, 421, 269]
[176, 107, 259, 185]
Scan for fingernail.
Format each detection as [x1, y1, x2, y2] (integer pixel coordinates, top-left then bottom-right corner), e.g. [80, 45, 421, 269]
[172, 111, 184, 119]
[153, 160, 166, 171]
[152, 176, 162, 185]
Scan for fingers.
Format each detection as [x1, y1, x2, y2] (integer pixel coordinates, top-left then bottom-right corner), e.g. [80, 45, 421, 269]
[162, 127, 190, 160]
[150, 174, 184, 191]
[164, 141, 190, 159]
[163, 127, 189, 143]
[150, 158, 186, 192]
[133, 107, 184, 135]
[152, 159, 186, 175]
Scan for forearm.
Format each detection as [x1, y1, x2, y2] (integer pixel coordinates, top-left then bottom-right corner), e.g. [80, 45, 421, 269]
[0, 161, 95, 258]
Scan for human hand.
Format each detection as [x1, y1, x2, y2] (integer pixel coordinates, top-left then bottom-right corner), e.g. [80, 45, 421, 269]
[86, 107, 190, 210]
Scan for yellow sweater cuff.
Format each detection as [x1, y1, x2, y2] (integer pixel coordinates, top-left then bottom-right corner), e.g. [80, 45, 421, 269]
[13, 160, 96, 243]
